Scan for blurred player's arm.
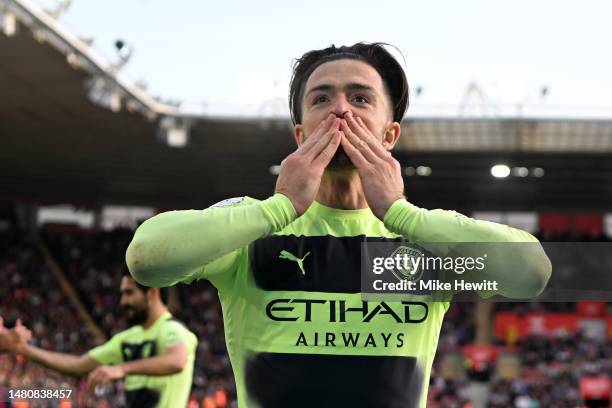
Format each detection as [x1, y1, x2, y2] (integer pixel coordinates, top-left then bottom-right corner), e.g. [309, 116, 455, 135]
[1, 318, 95, 377]
[126, 195, 296, 287]
[120, 341, 188, 374]
[87, 342, 188, 390]
[384, 200, 552, 298]
[18, 344, 99, 377]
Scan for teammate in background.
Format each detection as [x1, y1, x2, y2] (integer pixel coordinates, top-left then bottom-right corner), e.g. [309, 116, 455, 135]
[3, 274, 197, 408]
[126, 42, 552, 407]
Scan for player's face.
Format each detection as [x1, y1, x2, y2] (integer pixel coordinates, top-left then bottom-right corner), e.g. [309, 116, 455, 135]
[119, 276, 149, 325]
[297, 59, 394, 170]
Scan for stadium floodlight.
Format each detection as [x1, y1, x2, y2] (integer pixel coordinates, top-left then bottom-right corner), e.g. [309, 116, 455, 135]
[1, 10, 17, 37]
[166, 127, 188, 147]
[416, 166, 432, 176]
[532, 167, 545, 178]
[404, 167, 416, 176]
[512, 167, 529, 177]
[157, 116, 190, 148]
[491, 164, 510, 178]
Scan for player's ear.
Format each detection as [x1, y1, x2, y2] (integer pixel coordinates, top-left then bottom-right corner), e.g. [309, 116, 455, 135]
[146, 287, 158, 303]
[294, 124, 304, 146]
[382, 121, 401, 150]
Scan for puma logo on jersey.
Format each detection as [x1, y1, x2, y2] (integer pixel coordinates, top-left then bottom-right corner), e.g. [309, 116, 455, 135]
[279, 250, 310, 275]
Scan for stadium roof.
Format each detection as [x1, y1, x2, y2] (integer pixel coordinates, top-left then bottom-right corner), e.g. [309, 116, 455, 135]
[1, 0, 612, 211]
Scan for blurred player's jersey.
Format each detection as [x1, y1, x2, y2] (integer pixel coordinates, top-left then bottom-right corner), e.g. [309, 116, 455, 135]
[187, 197, 449, 408]
[88, 312, 197, 408]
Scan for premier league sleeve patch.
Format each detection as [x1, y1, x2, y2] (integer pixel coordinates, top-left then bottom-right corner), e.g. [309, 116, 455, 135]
[211, 197, 247, 208]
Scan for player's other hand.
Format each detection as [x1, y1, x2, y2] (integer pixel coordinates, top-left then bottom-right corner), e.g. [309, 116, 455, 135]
[339, 112, 405, 220]
[275, 113, 341, 216]
[87, 365, 126, 391]
[0, 316, 32, 353]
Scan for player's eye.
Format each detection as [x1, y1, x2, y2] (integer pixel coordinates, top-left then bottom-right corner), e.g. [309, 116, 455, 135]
[313, 95, 329, 105]
[353, 95, 368, 104]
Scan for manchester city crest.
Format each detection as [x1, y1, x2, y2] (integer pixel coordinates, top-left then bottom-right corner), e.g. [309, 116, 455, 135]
[389, 245, 424, 282]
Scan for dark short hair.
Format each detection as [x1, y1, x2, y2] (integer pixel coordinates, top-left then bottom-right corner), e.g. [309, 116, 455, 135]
[123, 271, 169, 304]
[289, 42, 409, 125]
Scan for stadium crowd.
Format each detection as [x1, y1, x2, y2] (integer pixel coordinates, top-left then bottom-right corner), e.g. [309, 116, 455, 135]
[1, 220, 610, 407]
[0, 225, 121, 407]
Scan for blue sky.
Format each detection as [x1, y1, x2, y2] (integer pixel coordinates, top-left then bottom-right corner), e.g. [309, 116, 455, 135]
[35, 0, 612, 117]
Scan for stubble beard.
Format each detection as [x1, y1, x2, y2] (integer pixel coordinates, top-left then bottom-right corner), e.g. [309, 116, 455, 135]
[124, 306, 149, 326]
[326, 146, 356, 172]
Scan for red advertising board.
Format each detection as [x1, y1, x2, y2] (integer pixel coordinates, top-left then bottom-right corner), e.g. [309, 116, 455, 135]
[495, 312, 611, 340]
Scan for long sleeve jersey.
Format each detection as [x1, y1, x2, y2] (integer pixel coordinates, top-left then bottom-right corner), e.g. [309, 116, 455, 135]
[126, 194, 551, 408]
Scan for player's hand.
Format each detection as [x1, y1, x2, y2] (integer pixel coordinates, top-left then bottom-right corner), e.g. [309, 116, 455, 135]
[339, 112, 404, 220]
[0, 317, 32, 353]
[275, 113, 341, 215]
[87, 365, 126, 391]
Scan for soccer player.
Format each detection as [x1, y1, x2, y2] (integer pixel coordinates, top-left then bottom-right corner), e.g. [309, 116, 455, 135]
[126, 43, 551, 407]
[4, 274, 197, 408]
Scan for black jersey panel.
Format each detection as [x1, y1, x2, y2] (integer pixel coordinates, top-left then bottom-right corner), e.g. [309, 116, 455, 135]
[249, 235, 405, 293]
[245, 352, 422, 408]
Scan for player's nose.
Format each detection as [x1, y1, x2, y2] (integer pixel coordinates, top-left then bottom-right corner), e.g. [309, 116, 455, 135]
[330, 95, 351, 118]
